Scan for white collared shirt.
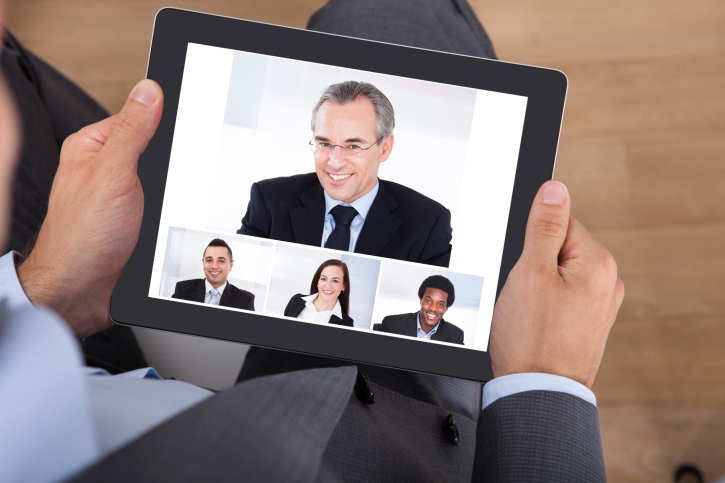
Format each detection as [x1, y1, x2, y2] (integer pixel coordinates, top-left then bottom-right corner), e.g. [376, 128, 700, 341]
[204, 279, 227, 305]
[296, 293, 343, 324]
[415, 310, 441, 340]
[321, 179, 380, 252]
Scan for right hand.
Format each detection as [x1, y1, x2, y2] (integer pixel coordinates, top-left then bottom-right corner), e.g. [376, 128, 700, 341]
[489, 180, 625, 389]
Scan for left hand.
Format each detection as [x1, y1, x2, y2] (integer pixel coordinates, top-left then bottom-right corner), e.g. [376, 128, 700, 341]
[17, 79, 163, 338]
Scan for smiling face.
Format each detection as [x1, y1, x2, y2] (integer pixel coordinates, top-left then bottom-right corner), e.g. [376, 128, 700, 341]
[202, 246, 233, 289]
[419, 287, 449, 332]
[312, 97, 394, 204]
[316, 265, 346, 304]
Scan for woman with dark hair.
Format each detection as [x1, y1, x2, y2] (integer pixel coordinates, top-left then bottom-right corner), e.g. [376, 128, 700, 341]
[283, 259, 354, 327]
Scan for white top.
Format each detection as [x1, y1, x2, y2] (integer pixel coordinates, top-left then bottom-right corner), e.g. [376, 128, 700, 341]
[204, 279, 227, 304]
[296, 293, 343, 324]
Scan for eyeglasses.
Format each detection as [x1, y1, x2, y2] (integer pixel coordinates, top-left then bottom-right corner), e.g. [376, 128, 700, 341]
[309, 137, 381, 157]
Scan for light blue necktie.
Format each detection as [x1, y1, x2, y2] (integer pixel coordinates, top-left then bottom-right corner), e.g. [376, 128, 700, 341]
[209, 288, 220, 306]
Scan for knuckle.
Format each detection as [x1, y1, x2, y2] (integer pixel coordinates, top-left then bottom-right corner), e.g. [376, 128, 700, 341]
[531, 215, 567, 240]
[111, 110, 145, 138]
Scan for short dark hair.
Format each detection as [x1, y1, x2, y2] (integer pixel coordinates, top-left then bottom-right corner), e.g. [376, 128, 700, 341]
[418, 275, 455, 307]
[204, 238, 232, 260]
[310, 259, 351, 315]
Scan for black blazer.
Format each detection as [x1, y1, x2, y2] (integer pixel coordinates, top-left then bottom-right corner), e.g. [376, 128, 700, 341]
[237, 173, 452, 267]
[375, 312, 464, 345]
[172, 279, 255, 311]
[284, 293, 354, 327]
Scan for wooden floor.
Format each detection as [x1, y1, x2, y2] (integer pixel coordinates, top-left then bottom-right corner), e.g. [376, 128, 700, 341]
[7, 1, 725, 481]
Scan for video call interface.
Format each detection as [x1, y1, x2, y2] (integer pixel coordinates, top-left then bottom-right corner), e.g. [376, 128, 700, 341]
[149, 43, 528, 352]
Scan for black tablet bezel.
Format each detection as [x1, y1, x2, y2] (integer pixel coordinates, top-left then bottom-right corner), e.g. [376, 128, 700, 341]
[110, 7, 567, 383]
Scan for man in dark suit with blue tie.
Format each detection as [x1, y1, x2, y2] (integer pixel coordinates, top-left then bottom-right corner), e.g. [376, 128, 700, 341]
[237, 81, 453, 267]
[171, 238, 255, 311]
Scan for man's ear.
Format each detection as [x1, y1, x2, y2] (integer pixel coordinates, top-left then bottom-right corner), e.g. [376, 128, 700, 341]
[378, 134, 394, 163]
[230, 260, 234, 271]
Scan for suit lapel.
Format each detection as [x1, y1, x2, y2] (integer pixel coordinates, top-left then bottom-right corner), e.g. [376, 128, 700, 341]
[288, 296, 307, 318]
[219, 284, 234, 307]
[404, 312, 418, 338]
[355, 180, 402, 256]
[289, 184, 326, 247]
[431, 319, 447, 342]
[193, 280, 206, 303]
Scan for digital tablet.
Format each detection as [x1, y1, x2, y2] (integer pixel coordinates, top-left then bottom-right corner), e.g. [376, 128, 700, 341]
[111, 7, 567, 382]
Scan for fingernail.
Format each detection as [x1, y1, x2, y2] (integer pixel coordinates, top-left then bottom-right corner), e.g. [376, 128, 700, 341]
[131, 79, 157, 106]
[541, 181, 568, 205]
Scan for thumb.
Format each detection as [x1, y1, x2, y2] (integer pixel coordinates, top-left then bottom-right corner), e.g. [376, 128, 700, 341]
[102, 79, 163, 164]
[520, 180, 571, 272]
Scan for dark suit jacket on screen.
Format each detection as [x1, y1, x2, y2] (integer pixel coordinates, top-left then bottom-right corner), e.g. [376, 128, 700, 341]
[376, 312, 465, 345]
[237, 173, 453, 267]
[284, 293, 354, 327]
[171, 278, 255, 311]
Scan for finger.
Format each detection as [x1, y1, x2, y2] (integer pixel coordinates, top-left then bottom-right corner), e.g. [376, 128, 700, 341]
[520, 180, 571, 273]
[614, 277, 625, 308]
[558, 216, 598, 264]
[102, 79, 164, 166]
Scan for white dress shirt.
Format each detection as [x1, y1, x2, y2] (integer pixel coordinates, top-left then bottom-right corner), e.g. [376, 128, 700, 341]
[296, 293, 343, 324]
[415, 311, 440, 340]
[204, 279, 227, 305]
[0, 250, 595, 482]
[321, 179, 380, 251]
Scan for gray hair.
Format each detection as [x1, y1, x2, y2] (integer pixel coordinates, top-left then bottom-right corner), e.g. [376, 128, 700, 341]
[310, 81, 395, 141]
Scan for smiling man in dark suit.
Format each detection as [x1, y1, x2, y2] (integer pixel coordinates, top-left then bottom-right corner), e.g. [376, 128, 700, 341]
[237, 81, 453, 267]
[171, 238, 255, 311]
[376, 275, 464, 344]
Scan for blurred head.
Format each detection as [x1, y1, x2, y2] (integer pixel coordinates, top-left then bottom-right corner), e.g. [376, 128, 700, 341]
[309, 259, 350, 314]
[202, 238, 233, 288]
[418, 275, 455, 329]
[0, 14, 22, 249]
[310, 81, 395, 204]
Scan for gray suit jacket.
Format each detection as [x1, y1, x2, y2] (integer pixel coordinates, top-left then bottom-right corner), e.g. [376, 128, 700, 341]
[71, 356, 605, 482]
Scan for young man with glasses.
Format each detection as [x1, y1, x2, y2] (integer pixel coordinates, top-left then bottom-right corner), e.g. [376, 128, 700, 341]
[237, 80, 454, 267]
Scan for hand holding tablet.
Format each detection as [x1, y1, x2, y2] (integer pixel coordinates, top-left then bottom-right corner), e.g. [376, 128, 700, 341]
[490, 181, 625, 388]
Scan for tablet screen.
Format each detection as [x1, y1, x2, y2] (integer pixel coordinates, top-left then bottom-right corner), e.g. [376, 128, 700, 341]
[148, 42, 527, 352]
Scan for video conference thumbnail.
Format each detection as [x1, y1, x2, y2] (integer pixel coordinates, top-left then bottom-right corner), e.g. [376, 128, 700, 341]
[158, 228, 484, 347]
[150, 43, 528, 351]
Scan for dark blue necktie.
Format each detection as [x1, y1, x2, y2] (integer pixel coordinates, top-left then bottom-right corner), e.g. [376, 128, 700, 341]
[324, 205, 358, 251]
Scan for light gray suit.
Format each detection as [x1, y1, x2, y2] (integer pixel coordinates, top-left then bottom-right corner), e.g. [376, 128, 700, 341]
[70, 1, 605, 481]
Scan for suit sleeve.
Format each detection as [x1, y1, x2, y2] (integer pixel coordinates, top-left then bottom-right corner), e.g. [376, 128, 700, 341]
[456, 329, 464, 345]
[171, 282, 182, 299]
[245, 294, 255, 312]
[472, 391, 606, 482]
[419, 208, 452, 268]
[238, 182, 271, 238]
[283, 295, 296, 317]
